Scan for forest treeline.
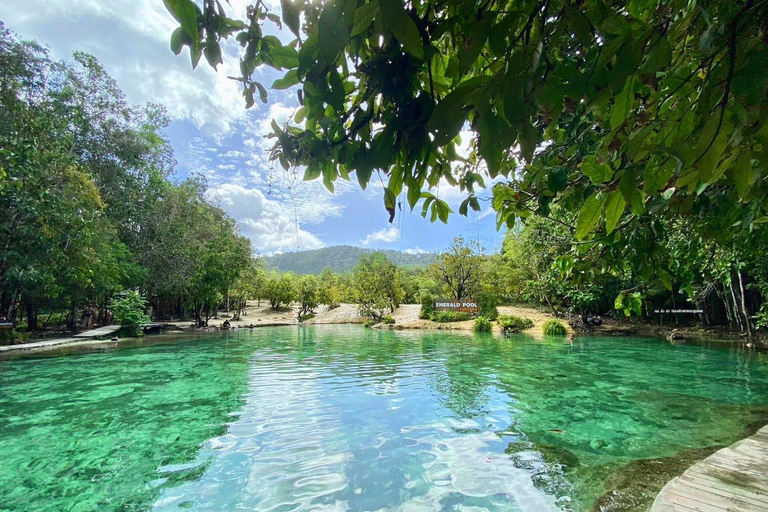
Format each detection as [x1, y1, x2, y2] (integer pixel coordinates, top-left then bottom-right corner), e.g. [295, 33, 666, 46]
[0, 27, 253, 338]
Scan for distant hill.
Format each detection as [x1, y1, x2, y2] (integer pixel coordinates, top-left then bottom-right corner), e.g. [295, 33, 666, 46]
[265, 245, 437, 274]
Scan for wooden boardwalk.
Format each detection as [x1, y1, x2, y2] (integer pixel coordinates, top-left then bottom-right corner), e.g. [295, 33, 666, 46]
[0, 325, 121, 354]
[651, 424, 768, 512]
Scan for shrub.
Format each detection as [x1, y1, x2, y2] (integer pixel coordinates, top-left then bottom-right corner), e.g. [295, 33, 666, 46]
[110, 291, 151, 337]
[419, 293, 436, 319]
[299, 313, 316, 322]
[542, 319, 567, 335]
[477, 292, 499, 320]
[382, 315, 395, 324]
[498, 314, 534, 333]
[474, 316, 493, 332]
[431, 311, 472, 322]
[363, 318, 376, 328]
[0, 328, 30, 345]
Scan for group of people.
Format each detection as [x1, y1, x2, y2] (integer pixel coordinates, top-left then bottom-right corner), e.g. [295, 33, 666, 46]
[75, 306, 113, 329]
[220, 320, 261, 330]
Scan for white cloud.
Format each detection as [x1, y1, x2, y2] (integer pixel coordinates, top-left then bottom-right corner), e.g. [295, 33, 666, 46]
[404, 247, 429, 254]
[210, 183, 326, 253]
[360, 226, 400, 246]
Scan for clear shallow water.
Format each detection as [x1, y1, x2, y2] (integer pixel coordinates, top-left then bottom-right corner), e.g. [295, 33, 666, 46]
[1, 327, 767, 512]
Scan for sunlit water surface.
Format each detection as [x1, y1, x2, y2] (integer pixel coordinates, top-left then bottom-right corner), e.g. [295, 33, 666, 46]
[1, 326, 767, 512]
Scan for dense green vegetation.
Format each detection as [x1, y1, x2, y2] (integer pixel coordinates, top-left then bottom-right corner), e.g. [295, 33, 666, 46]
[266, 245, 435, 274]
[0, 27, 255, 336]
[163, 0, 768, 336]
[498, 315, 534, 334]
[542, 319, 568, 336]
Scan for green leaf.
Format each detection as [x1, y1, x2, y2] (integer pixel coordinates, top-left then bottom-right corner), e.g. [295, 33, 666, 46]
[318, 0, 354, 65]
[272, 69, 299, 90]
[581, 156, 613, 184]
[170, 27, 187, 55]
[255, 81, 268, 103]
[519, 122, 536, 164]
[380, 0, 423, 59]
[304, 163, 322, 181]
[355, 165, 373, 189]
[190, 41, 202, 69]
[604, 190, 626, 234]
[434, 199, 452, 224]
[732, 152, 754, 200]
[204, 42, 223, 69]
[294, 105, 309, 123]
[351, 1, 380, 37]
[644, 159, 676, 194]
[328, 68, 345, 111]
[384, 187, 397, 209]
[576, 193, 606, 240]
[610, 75, 637, 131]
[459, 19, 490, 74]
[269, 44, 300, 69]
[164, 0, 198, 42]
[428, 81, 483, 145]
[280, 0, 301, 37]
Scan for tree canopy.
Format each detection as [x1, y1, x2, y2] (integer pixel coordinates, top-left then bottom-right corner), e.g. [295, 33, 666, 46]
[0, 26, 253, 332]
[163, 0, 768, 325]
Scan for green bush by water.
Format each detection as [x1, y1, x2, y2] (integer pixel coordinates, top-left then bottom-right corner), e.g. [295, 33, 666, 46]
[382, 315, 395, 324]
[431, 311, 472, 322]
[110, 291, 151, 337]
[477, 293, 499, 320]
[419, 293, 436, 319]
[498, 314, 533, 333]
[542, 319, 567, 335]
[474, 316, 493, 332]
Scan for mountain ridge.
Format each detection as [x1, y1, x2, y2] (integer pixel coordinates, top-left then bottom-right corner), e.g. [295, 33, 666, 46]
[265, 245, 437, 274]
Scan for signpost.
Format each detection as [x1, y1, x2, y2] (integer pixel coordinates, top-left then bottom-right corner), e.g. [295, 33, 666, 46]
[434, 299, 478, 313]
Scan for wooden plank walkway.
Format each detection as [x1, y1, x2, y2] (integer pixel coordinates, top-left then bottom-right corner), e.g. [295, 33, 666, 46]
[651, 425, 768, 512]
[71, 325, 121, 338]
[0, 325, 121, 354]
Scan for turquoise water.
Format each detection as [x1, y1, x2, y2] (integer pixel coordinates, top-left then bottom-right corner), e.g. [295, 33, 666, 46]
[1, 326, 767, 512]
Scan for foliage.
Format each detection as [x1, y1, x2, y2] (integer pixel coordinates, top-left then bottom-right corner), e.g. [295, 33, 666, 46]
[477, 292, 499, 320]
[110, 291, 151, 337]
[542, 319, 567, 336]
[264, 273, 295, 310]
[0, 328, 30, 345]
[419, 292, 435, 320]
[296, 274, 320, 319]
[498, 315, 534, 334]
[353, 252, 404, 319]
[230, 258, 266, 320]
[430, 237, 482, 300]
[362, 318, 376, 328]
[165, 0, 768, 327]
[431, 311, 471, 323]
[381, 314, 395, 325]
[0, 27, 252, 331]
[473, 316, 492, 333]
[317, 267, 342, 308]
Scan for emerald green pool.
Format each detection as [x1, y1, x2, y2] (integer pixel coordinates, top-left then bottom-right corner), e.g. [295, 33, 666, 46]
[1, 326, 767, 512]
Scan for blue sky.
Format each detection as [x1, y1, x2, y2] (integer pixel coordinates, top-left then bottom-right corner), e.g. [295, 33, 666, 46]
[0, 0, 505, 255]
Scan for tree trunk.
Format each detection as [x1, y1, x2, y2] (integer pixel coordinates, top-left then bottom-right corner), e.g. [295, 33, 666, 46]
[25, 302, 38, 331]
[737, 271, 752, 336]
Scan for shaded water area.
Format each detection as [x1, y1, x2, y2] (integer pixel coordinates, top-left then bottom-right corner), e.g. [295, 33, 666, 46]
[1, 326, 767, 512]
